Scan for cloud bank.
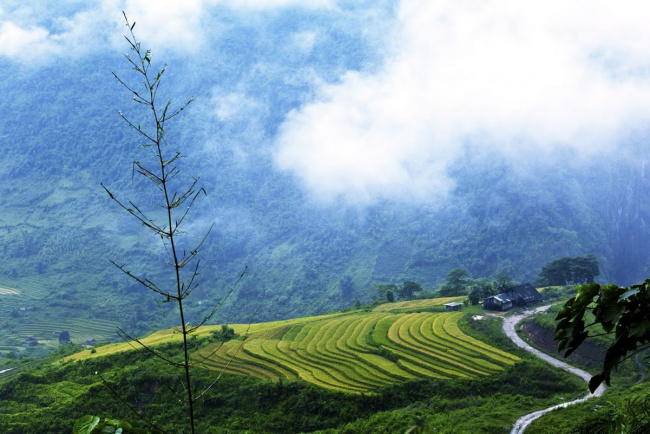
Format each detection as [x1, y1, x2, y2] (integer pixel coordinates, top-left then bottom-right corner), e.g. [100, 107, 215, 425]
[0, 0, 334, 63]
[0, 6, 104, 63]
[274, 0, 650, 203]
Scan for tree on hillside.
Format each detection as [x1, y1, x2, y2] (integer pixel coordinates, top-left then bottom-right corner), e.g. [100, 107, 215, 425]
[339, 275, 354, 300]
[537, 254, 600, 286]
[555, 279, 650, 392]
[398, 281, 423, 300]
[58, 330, 71, 345]
[374, 281, 422, 300]
[493, 269, 517, 293]
[374, 283, 398, 300]
[97, 14, 245, 433]
[467, 278, 494, 305]
[439, 269, 470, 296]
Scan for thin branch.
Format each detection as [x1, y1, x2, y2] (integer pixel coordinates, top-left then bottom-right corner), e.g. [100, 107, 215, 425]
[116, 113, 158, 145]
[186, 265, 247, 334]
[180, 260, 202, 300]
[177, 223, 214, 269]
[191, 340, 226, 368]
[101, 184, 166, 235]
[164, 97, 196, 122]
[173, 185, 208, 232]
[192, 322, 252, 401]
[117, 327, 185, 368]
[109, 260, 175, 300]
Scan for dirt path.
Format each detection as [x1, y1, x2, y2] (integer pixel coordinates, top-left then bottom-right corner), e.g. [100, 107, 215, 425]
[502, 305, 606, 433]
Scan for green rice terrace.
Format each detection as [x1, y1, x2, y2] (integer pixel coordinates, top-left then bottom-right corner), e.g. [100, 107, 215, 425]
[64, 297, 518, 394]
[0, 276, 117, 357]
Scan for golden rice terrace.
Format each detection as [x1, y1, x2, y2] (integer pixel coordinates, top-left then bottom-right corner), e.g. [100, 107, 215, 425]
[194, 311, 518, 394]
[65, 298, 519, 394]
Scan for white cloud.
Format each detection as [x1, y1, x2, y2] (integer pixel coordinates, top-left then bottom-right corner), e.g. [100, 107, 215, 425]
[274, 0, 650, 203]
[212, 90, 263, 121]
[291, 31, 317, 54]
[220, 0, 333, 8]
[0, 22, 53, 61]
[0, 0, 335, 63]
[113, 0, 334, 55]
[114, 0, 208, 54]
[0, 6, 108, 64]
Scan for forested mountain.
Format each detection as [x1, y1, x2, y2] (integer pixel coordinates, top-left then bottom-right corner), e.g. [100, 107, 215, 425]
[1, 2, 650, 338]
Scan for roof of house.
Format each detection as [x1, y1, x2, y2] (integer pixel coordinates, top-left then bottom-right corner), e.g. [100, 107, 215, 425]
[444, 302, 463, 307]
[490, 295, 512, 303]
[505, 283, 542, 301]
[486, 283, 541, 304]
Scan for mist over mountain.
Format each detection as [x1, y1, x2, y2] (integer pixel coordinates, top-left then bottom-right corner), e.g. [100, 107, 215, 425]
[1, 1, 650, 334]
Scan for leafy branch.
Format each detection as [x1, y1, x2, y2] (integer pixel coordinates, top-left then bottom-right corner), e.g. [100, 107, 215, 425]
[555, 280, 650, 392]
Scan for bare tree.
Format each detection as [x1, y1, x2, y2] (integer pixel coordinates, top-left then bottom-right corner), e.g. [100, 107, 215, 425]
[100, 13, 245, 433]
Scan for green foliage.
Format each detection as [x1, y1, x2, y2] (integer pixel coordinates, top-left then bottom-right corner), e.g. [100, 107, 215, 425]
[374, 282, 423, 301]
[73, 415, 151, 434]
[586, 394, 650, 433]
[59, 330, 71, 345]
[374, 283, 398, 300]
[386, 290, 395, 303]
[0, 331, 586, 434]
[398, 281, 423, 300]
[555, 279, 650, 392]
[73, 415, 100, 434]
[525, 380, 650, 433]
[467, 278, 494, 305]
[493, 269, 518, 293]
[211, 324, 236, 342]
[439, 269, 470, 296]
[537, 254, 600, 286]
[340, 275, 355, 300]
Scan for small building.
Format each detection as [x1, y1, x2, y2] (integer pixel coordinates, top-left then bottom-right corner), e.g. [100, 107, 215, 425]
[483, 294, 513, 311]
[444, 302, 463, 312]
[483, 283, 541, 311]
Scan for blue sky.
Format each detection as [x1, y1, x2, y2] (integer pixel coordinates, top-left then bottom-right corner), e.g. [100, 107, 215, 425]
[2, 0, 650, 203]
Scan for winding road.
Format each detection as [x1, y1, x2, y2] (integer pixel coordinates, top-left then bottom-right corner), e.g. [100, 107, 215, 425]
[502, 305, 606, 433]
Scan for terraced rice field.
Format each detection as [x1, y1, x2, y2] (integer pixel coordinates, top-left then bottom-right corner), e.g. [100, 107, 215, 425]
[0, 276, 51, 300]
[193, 310, 519, 393]
[6, 318, 118, 345]
[372, 296, 466, 312]
[0, 278, 119, 355]
[0, 287, 19, 295]
[64, 298, 519, 394]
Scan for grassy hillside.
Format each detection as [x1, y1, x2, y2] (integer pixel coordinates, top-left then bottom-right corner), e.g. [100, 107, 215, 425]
[62, 297, 518, 394]
[0, 299, 589, 433]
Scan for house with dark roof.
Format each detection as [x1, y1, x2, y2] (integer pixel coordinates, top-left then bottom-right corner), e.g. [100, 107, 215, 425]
[483, 283, 541, 311]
